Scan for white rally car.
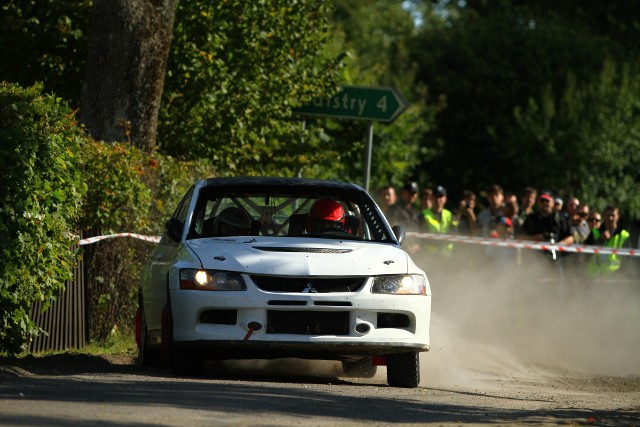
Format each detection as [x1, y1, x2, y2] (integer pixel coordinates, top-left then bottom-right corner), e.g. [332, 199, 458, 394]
[138, 177, 431, 387]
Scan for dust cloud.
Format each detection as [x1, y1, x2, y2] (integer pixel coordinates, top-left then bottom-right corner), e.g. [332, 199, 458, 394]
[414, 241, 640, 388]
[201, 242, 638, 387]
[206, 358, 344, 380]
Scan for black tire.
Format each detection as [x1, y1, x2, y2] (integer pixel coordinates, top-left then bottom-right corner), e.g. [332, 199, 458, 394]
[162, 292, 204, 376]
[342, 357, 378, 378]
[387, 352, 420, 388]
[167, 303, 203, 376]
[138, 296, 160, 366]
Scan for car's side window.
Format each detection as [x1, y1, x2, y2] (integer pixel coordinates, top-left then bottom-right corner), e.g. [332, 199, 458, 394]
[159, 186, 194, 244]
[173, 186, 195, 224]
[189, 197, 215, 237]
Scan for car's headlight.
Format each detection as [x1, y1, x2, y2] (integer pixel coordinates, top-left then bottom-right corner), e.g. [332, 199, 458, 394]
[371, 274, 426, 295]
[179, 269, 247, 291]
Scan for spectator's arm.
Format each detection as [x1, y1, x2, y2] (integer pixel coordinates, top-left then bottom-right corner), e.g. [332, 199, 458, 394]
[558, 235, 574, 245]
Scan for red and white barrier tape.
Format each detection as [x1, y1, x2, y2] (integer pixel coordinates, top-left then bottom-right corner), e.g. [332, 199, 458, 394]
[77, 230, 638, 257]
[407, 231, 639, 257]
[79, 233, 161, 246]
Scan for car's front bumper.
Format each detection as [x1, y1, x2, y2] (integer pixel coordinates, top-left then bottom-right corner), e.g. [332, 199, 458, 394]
[169, 287, 431, 358]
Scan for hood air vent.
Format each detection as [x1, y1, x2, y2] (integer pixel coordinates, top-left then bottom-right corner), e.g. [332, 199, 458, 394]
[252, 246, 352, 254]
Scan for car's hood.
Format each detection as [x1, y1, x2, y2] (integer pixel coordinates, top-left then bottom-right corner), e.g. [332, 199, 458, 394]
[186, 237, 410, 276]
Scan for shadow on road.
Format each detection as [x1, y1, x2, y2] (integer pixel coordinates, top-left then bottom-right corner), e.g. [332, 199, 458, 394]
[1, 353, 637, 426]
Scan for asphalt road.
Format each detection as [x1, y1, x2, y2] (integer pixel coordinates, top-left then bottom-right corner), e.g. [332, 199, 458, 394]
[2, 253, 638, 425]
[1, 351, 639, 426]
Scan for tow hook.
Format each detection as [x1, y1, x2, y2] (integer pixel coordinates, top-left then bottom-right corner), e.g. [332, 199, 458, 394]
[243, 321, 263, 341]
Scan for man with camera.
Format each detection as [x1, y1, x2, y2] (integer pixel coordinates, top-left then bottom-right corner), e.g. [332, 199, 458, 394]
[517, 190, 574, 294]
[454, 189, 478, 236]
[518, 190, 574, 247]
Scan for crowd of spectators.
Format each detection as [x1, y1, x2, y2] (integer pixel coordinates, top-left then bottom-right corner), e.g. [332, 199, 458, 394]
[380, 182, 635, 278]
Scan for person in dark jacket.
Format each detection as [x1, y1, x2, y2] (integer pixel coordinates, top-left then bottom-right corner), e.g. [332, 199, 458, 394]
[517, 190, 574, 295]
[518, 190, 574, 246]
[387, 181, 422, 232]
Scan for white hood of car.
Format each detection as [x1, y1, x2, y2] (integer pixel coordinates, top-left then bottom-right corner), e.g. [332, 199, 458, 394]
[186, 237, 410, 276]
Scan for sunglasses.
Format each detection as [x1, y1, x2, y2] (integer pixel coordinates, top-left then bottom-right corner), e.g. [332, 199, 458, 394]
[588, 217, 601, 222]
[578, 212, 588, 218]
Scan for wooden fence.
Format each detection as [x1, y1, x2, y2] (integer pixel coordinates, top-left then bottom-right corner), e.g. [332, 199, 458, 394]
[28, 251, 87, 353]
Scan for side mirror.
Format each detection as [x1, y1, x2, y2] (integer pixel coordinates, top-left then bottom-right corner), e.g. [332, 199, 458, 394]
[165, 218, 184, 242]
[392, 225, 405, 246]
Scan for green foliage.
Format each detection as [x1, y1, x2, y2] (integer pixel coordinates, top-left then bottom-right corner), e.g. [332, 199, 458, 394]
[158, 0, 338, 176]
[307, 0, 439, 191]
[412, 1, 640, 218]
[80, 141, 153, 235]
[0, 82, 87, 354]
[0, 0, 438, 192]
[514, 60, 640, 218]
[79, 141, 151, 340]
[80, 141, 213, 340]
[0, 0, 91, 108]
[331, 0, 417, 94]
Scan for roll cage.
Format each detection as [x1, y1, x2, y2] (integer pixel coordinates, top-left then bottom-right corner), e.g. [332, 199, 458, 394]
[186, 184, 394, 243]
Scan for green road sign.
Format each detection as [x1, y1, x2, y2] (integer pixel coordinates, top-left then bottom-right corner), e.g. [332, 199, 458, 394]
[294, 85, 408, 123]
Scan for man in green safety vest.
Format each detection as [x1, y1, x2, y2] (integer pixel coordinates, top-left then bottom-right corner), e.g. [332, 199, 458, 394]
[585, 205, 631, 276]
[422, 185, 457, 254]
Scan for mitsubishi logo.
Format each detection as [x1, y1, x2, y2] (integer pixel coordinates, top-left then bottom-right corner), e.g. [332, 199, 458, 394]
[302, 282, 318, 293]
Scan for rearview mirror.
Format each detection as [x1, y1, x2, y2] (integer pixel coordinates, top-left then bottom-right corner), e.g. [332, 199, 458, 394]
[392, 225, 405, 246]
[165, 218, 184, 242]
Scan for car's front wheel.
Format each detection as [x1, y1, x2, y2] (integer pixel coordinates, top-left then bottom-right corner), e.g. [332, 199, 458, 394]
[166, 304, 204, 376]
[386, 352, 420, 388]
[138, 295, 160, 366]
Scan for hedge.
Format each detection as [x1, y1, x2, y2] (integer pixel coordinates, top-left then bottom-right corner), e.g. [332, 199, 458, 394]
[0, 82, 214, 352]
[0, 82, 87, 354]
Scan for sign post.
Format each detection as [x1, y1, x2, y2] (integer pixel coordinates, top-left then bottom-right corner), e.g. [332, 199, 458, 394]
[294, 86, 409, 192]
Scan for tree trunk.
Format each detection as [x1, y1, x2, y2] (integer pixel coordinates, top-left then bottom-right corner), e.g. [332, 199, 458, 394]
[80, 0, 177, 152]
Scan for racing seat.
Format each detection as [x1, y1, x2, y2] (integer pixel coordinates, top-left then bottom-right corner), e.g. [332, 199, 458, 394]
[202, 216, 217, 236]
[288, 213, 308, 236]
[202, 215, 259, 236]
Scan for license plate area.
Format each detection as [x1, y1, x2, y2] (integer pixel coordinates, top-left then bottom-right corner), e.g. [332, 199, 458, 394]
[266, 310, 350, 335]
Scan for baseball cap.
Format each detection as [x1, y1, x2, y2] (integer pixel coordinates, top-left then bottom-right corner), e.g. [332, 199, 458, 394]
[435, 185, 447, 196]
[402, 181, 419, 194]
[554, 197, 563, 206]
[539, 190, 554, 201]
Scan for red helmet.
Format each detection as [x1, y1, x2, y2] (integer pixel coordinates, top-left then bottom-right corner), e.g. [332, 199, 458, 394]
[307, 199, 345, 233]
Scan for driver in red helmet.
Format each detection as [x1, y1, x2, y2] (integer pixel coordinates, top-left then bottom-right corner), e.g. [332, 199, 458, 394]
[306, 199, 346, 233]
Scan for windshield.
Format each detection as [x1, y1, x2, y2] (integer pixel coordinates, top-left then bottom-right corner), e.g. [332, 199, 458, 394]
[187, 187, 394, 243]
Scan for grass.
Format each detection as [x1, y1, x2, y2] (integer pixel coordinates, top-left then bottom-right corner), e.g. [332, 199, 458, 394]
[1, 328, 138, 359]
[82, 328, 138, 356]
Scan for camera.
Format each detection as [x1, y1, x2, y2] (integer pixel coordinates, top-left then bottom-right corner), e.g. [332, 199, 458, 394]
[465, 201, 471, 209]
[543, 232, 556, 242]
[543, 232, 557, 261]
